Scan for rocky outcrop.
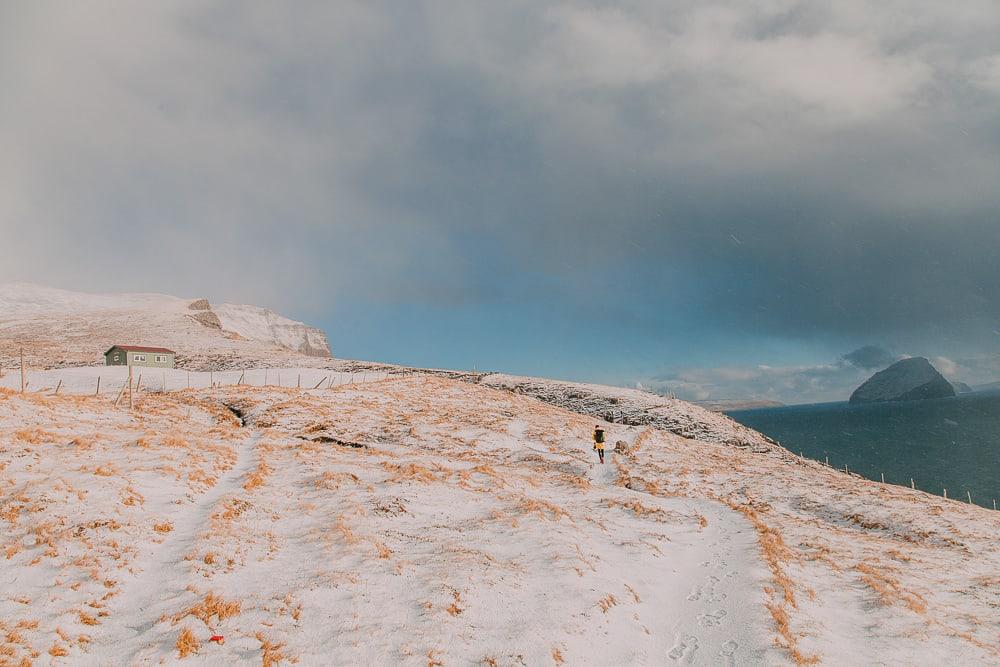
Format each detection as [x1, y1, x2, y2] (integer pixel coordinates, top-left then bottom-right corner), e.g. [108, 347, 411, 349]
[188, 298, 212, 311]
[849, 357, 956, 404]
[187, 310, 223, 329]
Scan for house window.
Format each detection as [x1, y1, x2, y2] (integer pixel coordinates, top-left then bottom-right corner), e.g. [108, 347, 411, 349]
[155, 355, 166, 362]
[113, 354, 120, 362]
[134, 354, 146, 362]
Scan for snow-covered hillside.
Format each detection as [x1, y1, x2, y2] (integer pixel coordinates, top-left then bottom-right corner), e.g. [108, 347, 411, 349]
[0, 283, 331, 370]
[212, 304, 330, 358]
[2, 373, 998, 664]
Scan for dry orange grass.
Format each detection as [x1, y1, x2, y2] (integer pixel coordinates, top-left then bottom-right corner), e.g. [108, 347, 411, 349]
[153, 522, 174, 534]
[70, 435, 95, 451]
[1, 504, 21, 524]
[13, 427, 56, 444]
[855, 562, 926, 614]
[255, 632, 286, 667]
[381, 462, 440, 484]
[48, 644, 69, 657]
[93, 463, 117, 477]
[597, 594, 618, 613]
[334, 516, 360, 544]
[560, 473, 591, 491]
[243, 458, 272, 491]
[314, 470, 361, 490]
[764, 601, 818, 665]
[446, 590, 463, 616]
[218, 498, 253, 522]
[730, 502, 817, 665]
[162, 435, 193, 450]
[78, 612, 99, 626]
[174, 592, 241, 626]
[176, 627, 199, 658]
[605, 498, 668, 521]
[517, 497, 569, 521]
[121, 486, 145, 506]
[372, 540, 392, 559]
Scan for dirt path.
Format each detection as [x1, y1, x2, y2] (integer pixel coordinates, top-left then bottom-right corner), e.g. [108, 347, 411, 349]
[93, 430, 262, 664]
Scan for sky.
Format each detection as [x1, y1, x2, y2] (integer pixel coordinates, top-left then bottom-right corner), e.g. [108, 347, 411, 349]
[2, 1, 999, 403]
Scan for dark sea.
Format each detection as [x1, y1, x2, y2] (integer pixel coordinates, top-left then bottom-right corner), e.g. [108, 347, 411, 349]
[727, 392, 1000, 510]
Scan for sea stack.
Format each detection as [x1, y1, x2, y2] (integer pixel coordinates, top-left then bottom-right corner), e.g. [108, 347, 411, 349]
[849, 357, 956, 404]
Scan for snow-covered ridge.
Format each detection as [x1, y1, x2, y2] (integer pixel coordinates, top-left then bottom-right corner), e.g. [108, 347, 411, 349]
[0, 281, 180, 314]
[212, 303, 330, 357]
[479, 373, 778, 453]
[0, 282, 331, 367]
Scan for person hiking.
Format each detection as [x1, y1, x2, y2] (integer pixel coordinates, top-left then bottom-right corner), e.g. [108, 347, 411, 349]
[593, 425, 606, 464]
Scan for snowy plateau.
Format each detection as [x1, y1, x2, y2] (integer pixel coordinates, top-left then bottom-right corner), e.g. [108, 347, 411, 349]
[0, 285, 998, 666]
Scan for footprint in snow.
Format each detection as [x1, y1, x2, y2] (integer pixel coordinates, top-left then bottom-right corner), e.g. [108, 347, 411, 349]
[668, 635, 699, 662]
[719, 640, 738, 656]
[696, 609, 728, 627]
[718, 640, 739, 666]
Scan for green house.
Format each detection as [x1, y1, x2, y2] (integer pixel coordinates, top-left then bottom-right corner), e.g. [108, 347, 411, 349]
[104, 345, 176, 368]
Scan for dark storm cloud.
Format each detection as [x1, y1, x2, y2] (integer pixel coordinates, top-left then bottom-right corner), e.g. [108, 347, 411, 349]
[842, 346, 895, 370]
[2, 0, 1000, 346]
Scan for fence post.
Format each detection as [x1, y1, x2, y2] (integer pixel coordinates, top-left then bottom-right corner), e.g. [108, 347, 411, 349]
[95, 376, 101, 396]
[20, 347, 26, 394]
[128, 364, 133, 410]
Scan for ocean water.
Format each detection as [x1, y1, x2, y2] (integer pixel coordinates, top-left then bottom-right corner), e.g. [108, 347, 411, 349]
[727, 392, 1000, 510]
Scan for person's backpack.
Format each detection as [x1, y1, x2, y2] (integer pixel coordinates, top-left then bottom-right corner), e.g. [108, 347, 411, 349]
[594, 429, 605, 444]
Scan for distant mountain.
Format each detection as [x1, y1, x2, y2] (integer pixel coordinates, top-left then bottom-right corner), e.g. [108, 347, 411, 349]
[0, 282, 331, 370]
[849, 357, 955, 404]
[951, 381, 973, 394]
[973, 381, 1000, 393]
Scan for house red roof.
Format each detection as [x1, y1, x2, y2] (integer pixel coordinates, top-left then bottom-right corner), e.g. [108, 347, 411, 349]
[105, 345, 176, 355]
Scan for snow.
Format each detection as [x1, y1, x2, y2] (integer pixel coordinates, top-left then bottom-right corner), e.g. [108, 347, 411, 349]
[2, 371, 998, 664]
[212, 304, 331, 357]
[0, 281, 181, 315]
[0, 283, 332, 370]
